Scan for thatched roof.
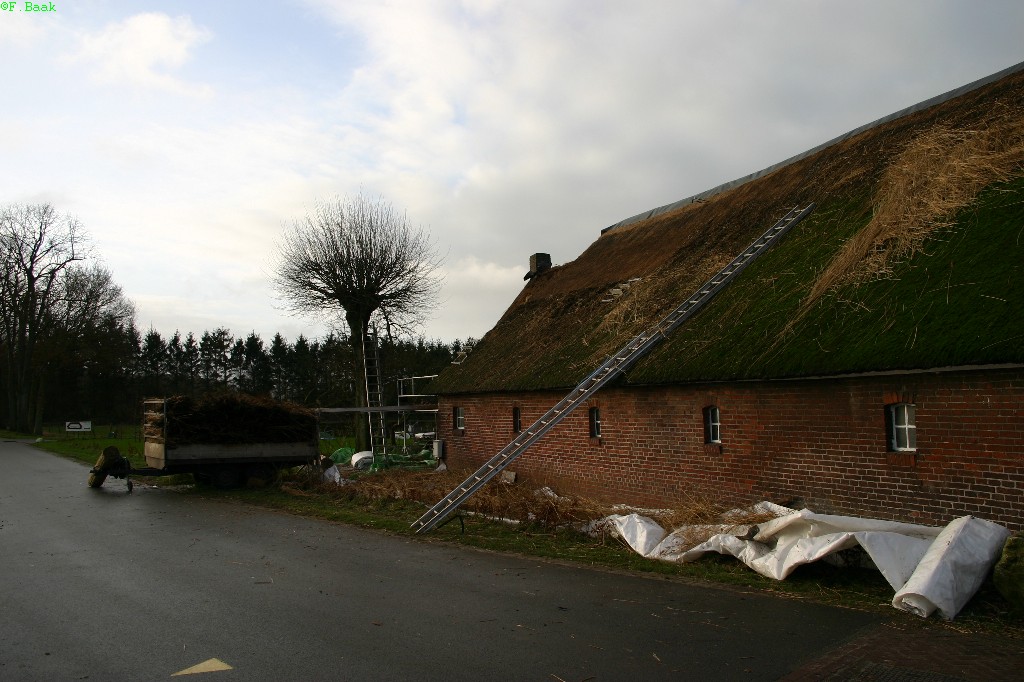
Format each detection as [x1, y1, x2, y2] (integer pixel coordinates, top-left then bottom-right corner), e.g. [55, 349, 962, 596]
[434, 65, 1024, 395]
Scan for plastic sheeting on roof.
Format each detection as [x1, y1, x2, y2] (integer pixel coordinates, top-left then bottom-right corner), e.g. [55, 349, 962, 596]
[602, 506, 1010, 620]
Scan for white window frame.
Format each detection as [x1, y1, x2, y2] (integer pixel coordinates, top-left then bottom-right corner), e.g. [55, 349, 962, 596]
[888, 403, 916, 451]
[453, 406, 465, 431]
[703, 406, 721, 444]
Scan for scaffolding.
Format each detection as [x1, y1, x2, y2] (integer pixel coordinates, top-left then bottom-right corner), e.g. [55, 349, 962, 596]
[396, 375, 439, 458]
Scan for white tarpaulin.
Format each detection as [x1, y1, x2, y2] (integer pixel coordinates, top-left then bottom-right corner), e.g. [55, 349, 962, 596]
[603, 506, 1009, 620]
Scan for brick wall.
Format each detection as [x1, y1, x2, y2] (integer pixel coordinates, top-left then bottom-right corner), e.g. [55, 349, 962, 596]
[437, 367, 1024, 531]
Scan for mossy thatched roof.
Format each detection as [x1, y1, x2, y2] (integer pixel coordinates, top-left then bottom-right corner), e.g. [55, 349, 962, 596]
[433, 67, 1024, 395]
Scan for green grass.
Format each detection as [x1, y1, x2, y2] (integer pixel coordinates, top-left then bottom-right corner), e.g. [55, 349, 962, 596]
[34, 430, 147, 467]
[318, 436, 356, 456]
[32, 430, 203, 486]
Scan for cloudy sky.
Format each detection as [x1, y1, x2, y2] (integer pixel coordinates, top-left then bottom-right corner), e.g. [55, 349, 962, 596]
[2, 1, 1022, 344]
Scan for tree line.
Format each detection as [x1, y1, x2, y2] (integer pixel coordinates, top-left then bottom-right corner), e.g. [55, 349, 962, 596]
[1, 201, 462, 435]
[128, 326, 462, 414]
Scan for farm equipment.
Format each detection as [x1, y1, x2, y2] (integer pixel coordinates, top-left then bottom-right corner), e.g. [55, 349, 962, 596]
[88, 445, 136, 493]
[85, 395, 319, 491]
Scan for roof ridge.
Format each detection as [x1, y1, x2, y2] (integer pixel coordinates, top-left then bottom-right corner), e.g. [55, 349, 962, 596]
[601, 60, 1024, 235]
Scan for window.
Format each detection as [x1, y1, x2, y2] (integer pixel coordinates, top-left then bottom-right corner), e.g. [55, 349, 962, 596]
[453, 406, 465, 431]
[887, 403, 916, 451]
[512, 406, 522, 433]
[588, 407, 601, 438]
[703, 406, 721, 444]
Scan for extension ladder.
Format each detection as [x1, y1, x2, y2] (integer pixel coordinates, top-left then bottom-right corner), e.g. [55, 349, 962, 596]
[412, 203, 815, 533]
[362, 325, 388, 466]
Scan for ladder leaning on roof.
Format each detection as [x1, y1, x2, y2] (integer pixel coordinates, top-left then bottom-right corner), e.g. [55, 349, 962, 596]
[411, 203, 816, 534]
[362, 324, 388, 467]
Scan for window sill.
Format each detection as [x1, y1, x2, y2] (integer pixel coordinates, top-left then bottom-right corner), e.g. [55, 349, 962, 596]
[703, 442, 723, 455]
[886, 451, 917, 467]
[589, 437, 603, 447]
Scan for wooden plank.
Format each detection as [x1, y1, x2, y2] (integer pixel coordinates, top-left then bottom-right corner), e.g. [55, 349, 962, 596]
[144, 441, 166, 469]
[163, 442, 315, 463]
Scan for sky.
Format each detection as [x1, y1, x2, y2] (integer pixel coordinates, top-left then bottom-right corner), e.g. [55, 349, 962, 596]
[2, 1, 1022, 345]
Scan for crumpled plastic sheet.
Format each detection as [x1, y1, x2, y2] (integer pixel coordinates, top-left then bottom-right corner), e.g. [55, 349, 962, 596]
[322, 464, 351, 485]
[601, 505, 1009, 620]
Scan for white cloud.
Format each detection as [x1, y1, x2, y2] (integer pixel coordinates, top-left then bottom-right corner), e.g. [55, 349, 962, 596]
[65, 13, 213, 95]
[430, 256, 525, 339]
[0, 9, 49, 48]
[443, 256, 524, 293]
[5, 0, 1023, 345]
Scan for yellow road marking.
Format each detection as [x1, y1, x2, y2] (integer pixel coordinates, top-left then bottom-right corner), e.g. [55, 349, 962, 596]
[171, 658, 234, 676]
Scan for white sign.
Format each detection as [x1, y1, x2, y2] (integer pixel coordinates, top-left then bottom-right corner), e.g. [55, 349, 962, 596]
[65, 421, 92, 432]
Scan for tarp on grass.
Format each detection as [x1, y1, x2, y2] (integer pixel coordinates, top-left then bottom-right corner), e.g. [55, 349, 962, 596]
[603, 506, 1009, 620]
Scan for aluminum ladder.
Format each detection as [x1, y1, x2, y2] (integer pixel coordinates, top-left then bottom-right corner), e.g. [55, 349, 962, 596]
[362, 325, 388, 466]
[412, 203, 815, 533]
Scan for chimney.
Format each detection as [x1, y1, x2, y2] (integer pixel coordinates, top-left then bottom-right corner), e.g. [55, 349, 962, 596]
[525, 253, 551, 280]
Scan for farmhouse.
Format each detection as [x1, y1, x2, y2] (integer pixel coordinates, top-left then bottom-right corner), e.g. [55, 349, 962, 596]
[430, 62, 1024, 532]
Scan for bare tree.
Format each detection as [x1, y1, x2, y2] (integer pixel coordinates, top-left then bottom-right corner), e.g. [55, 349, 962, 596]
[0, 205, 104, 431]
[273, 194, 443, 447]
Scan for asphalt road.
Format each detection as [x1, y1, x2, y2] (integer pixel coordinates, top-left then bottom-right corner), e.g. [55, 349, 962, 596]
[0, 440, 881, 681]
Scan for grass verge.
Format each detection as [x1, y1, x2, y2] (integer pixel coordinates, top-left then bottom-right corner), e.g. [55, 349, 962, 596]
[31, 430, 193, 485]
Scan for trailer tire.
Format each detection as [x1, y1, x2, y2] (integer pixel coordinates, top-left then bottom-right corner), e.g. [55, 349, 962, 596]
[211, 465, 244, 489]
[245, 464, 279, 487]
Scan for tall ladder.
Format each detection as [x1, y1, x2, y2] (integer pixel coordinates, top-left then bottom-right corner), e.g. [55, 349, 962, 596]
[362, 324, 388, 467]
[412, 203, 815, 533]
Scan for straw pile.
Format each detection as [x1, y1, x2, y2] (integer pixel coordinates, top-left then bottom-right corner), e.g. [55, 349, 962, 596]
[299, 467, 783, 545]
[804, 103, 1024, 310]
[147, 393, 316, 446]
[310, 467, 618, 526]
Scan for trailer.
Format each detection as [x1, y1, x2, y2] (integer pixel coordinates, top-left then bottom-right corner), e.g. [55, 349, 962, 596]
[88, 396, 318, 491]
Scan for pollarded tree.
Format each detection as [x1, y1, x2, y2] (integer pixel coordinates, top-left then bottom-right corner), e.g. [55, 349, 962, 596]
[273, 194, 443, 448]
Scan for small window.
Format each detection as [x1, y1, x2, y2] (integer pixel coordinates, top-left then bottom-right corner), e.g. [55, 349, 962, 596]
[887, 403, 916, 451]
[703, 406, 721, 444]
[453, 406, 465, 431]
[588, 407, 601, 438]
[512, 406, 522, 433]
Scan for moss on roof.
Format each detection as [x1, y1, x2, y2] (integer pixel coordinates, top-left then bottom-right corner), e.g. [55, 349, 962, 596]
[433, 68, 1024, 396]
[628, 178, 1024, 384]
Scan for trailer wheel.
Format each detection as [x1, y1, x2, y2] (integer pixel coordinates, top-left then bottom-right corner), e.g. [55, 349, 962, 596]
[245, 464, 279, 487]
[211, 465, 244, 489]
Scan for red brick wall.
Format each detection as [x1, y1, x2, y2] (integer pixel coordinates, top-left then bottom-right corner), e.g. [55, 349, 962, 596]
[437, 367, 1024, 531]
